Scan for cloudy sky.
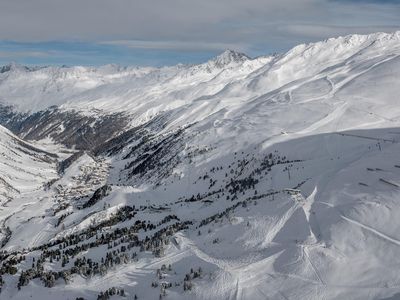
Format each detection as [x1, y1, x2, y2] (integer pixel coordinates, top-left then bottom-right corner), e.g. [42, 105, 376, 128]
[0, 0, 399, 66]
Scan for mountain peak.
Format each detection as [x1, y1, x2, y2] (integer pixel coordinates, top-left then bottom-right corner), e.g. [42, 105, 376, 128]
[211, 49, 250, 67]
[0, 62, 24, 73]
[0, 62, 44, 74]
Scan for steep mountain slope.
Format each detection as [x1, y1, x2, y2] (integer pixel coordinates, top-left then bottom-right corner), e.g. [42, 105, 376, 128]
[0, 125, 58, 250]
[0, 32, 400, 300]
[0, 125, 58, 205]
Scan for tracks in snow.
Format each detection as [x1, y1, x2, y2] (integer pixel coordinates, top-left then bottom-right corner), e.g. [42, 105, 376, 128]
[341, 215, 400, 247]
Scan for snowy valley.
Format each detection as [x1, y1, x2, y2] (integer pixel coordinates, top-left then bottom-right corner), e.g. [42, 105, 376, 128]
[0, 31, 400, 299]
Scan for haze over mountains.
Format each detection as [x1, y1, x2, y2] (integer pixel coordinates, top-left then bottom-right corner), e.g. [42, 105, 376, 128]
[0, 31, 400, 299]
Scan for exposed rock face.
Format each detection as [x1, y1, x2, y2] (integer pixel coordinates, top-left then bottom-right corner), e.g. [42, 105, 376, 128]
[0, 104, 129, 150]
[82, 185, 112, 209]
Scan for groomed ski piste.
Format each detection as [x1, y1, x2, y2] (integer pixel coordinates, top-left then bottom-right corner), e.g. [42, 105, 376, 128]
[0, 31, 400, 299]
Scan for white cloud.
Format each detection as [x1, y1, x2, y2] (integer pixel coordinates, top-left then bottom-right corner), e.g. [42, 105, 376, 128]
[0, 51, 49, 58]
[0, 0, 398, 54]
[101, 40, 249, 52]
[280, 24, 400, 39]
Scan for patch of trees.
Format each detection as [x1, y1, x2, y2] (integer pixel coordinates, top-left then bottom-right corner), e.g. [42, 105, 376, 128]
[183, 267, 202, 292]
[15, 219, 191, 291]
[57, 151, 85, 175]
[125, 128, 185, 182]
[81, 185, 112, 209]
[226, 176, 259, 196]
[97, 287, 126, 299]
[199, 190, 279, 227]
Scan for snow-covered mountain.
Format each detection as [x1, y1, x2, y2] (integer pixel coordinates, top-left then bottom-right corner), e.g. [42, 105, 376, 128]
[1, 31, 400, 300]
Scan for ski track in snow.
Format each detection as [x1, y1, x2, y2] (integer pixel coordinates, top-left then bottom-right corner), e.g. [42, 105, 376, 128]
[341, 215, 400, 247]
